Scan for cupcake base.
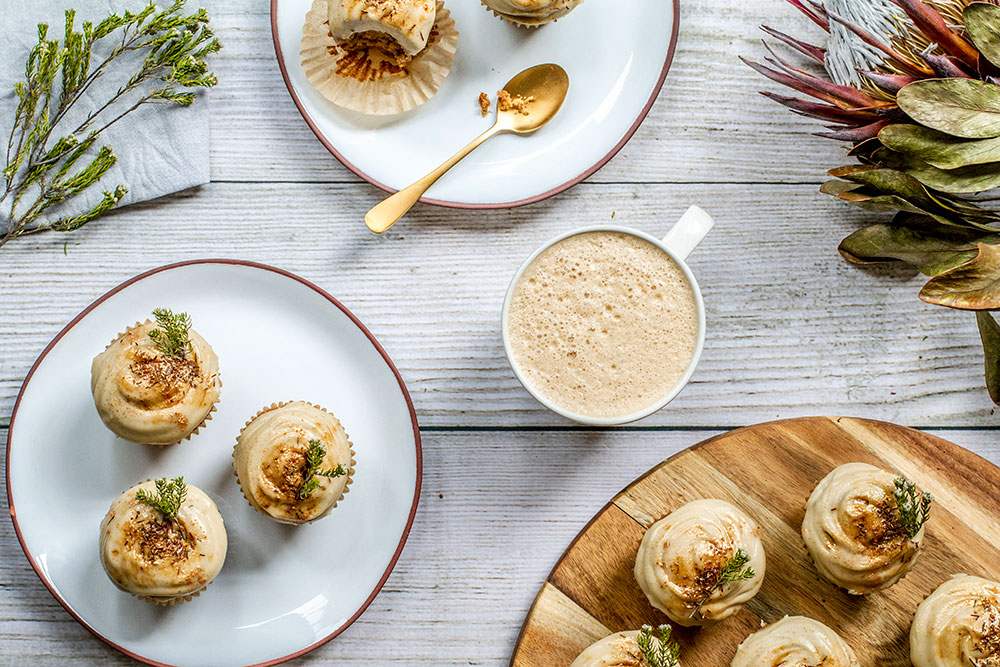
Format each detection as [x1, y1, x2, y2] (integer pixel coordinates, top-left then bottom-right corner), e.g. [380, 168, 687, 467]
[480, 0, 582, 28]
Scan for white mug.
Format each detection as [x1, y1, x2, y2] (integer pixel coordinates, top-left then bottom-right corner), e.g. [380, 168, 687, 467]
[501, 206, 715, 425]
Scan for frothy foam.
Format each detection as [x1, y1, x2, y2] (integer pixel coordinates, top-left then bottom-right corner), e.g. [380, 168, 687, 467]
[507, 231, 699, 420]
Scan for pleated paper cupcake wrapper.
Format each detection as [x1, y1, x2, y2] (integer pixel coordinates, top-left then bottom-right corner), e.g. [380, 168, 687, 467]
[233, 400, 356, 524]
[479, 0, 581, 28]
[103, 320, 222, 446]
[300, 0, 458, 115]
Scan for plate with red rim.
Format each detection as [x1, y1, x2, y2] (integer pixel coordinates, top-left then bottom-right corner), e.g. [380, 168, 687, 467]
[270, 0, 680, 208]
[6, 260, 421, 667]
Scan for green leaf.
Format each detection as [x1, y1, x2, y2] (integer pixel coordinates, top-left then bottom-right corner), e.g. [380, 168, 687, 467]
[897, 79, 1000, 139]
[872, 147, 1000, 194]
[839, 223, 989, 275]
[920, 243, 1000, 309]
[965, 3, 1000, 70]
[977, 311, 1000, 405]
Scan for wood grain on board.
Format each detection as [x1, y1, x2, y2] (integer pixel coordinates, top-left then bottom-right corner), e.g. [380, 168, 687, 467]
[511, 417, 1000, 667]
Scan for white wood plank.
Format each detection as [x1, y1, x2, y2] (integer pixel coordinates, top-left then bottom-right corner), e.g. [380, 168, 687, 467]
[1, 183, 998, 428]
[2, 428, 998, 664]
[202, 0, 850, 185]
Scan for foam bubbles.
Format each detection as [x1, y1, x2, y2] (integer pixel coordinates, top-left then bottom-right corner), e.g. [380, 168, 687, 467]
[507, 231, 699, 419]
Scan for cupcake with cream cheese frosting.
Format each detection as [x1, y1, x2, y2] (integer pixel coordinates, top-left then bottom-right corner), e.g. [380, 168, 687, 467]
[481, 0, 583, 27]
[731, 616, 859, 666]
[99, 477, 227, 606]
[571, 626, 682, 667]
[634, 498, 765, 627]
[91, 308, 221, 445]
[301, 0, 458, 115]
[910, 574, 1000, 667]
[802, 462, 930, 595]
[234, 401, 354, 525]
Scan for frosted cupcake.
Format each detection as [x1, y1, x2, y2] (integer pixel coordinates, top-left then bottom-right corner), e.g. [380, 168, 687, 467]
[481, 0, 583, 27]
[634, 499, 765, 627]
[910, 574, 1000, 667]
[99, 477, 227, 605]
[802, 463, 930, 595]
[571, 625, 681, 667]
[91, 308, 221, 445]
[731, 616, 859, 666]
[234, 401, 354, 525]
[301, 0, 459, 114]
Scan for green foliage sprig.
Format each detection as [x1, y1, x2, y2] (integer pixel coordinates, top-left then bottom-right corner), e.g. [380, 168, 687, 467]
[636, 624, 680, 667]
[135, 475, 187, 520]
[147, 307, 191, 357]
[299, 439, 348, 499]
[893, 476, 932, 541]
[1, 0, 220, 248]
[690, 548, 756, 617]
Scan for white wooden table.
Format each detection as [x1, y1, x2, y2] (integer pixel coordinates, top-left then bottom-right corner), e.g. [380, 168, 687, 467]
[2, 0, 999, 664]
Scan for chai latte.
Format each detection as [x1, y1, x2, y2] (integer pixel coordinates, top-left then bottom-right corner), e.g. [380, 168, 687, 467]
[506, 231, 699, 419]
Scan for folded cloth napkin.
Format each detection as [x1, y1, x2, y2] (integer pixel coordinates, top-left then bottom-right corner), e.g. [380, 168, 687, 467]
[0, 0, 212, 222]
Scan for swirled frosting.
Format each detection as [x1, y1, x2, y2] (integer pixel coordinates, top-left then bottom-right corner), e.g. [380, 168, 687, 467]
[571, 631, 668, 667]
[731, 616, 860, 666]
[329, 0, 437, 55]
[99, 481, 227, 603]
[91, 321, 221, 445]
[234, 401, 353, 524]
[802, 462, 923, 595]
[634, 498, 766, 627]
[482, 0, 583, 23]
[910, 574, 1000, 667]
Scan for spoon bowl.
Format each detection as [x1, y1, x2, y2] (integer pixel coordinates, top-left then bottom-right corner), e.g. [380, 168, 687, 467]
[365, 64, 570, 234]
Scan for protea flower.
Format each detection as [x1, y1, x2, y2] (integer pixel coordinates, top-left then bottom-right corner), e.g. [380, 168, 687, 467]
[745, 0, 1000, 403]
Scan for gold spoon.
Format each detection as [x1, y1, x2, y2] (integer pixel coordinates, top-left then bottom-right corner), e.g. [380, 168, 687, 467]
[365, 63, 570, 234]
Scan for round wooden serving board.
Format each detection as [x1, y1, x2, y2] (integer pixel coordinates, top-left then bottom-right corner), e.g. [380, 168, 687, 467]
[510, 417, 1000, 666]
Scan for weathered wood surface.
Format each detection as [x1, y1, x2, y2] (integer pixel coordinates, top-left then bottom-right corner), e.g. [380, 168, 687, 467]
[512, 418, 1000, 667]
[3, 0, 1000, 664]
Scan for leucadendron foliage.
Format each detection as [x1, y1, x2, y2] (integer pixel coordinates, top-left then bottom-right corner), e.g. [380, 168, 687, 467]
[0, 0, 220, 248]
[745, 0, 1000, 403]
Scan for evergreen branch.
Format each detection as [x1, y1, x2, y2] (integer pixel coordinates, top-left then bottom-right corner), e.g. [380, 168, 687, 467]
[299, 439, 348, 499]
[893, 477, 932, 540]
[636, 624, 680, 667]
[1, 1, 220, 249]
[147, 307, 191, 357]
[135, 475, 187, 520]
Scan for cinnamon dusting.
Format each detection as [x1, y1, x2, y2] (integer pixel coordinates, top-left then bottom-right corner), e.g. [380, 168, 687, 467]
[850, 497, 907, 555]
[975, 595, 1000, 666]
[125, 518, 191, 565]
[262, 445, 311, 503]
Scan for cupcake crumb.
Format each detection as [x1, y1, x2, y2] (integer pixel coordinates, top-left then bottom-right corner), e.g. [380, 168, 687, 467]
[498, 89, 533, 115]
[478, 92, 491, 117]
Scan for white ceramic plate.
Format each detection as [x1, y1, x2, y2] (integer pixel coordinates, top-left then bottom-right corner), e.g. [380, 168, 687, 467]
[271, 0, 679, 208]
[6, 261, 421, 667]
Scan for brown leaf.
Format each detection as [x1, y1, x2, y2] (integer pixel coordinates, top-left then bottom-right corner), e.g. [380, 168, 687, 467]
[976, 311, 1000, 404]
[920, 242, 1000, 308]
[839, 223, 988, 275]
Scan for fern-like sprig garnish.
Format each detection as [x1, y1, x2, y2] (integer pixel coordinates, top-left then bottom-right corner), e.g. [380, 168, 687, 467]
[135, 475, 187, 520]
[636, 624, 680, 667]
[148, 307, 191, 357]
[690, 548, 756, 618]
[893, 477, 932, 541]
[299, 439, 347, 499]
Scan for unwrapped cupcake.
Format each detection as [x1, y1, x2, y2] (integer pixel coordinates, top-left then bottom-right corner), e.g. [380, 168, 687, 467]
[571, 625, 681, 667]
[99, 477, 227, 605]
[731, 616, 859, 666]
[234, 401, 355, 525]
[481, 0, 583, 27]
[91, 308, 221, 445]
[910, 574, 1000, 667]
[301, 0, 458, 114]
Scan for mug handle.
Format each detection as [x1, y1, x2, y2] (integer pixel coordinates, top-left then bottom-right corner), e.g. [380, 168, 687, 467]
[661, 206, 714, 261]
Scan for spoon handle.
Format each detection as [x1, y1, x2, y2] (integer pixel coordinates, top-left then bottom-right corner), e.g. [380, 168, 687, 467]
[365, 123, 503, 234]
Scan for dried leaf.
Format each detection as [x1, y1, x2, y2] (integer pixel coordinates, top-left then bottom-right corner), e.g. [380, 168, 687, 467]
[839, 223, 989, 274]
[873, 147, 1000, 193]
[920, 242, 1000, 308]
[897, 79, 1000, 139]
[880, 123, 1000, 169]
[976, 311, 1000, 404]
[965, 2, 1000, 71]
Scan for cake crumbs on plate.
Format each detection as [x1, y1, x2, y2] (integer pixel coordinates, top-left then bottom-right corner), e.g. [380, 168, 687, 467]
[498, 89, 533, 115]
[478, 92, 491, 117]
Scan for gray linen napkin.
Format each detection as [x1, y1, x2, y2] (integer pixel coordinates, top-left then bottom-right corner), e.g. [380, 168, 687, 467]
[1, 0, 212, 222]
